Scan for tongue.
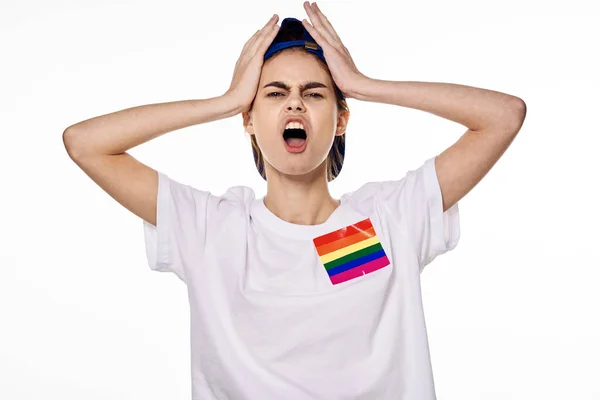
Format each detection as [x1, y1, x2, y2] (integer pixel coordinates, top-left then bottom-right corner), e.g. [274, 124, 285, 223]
[285, 138, 306, 147]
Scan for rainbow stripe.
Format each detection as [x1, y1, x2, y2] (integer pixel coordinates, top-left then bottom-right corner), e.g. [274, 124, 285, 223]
[313, 218, 390, 285]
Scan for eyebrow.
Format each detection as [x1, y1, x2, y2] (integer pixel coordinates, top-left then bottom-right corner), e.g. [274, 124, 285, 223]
[262, 81, 328, 91]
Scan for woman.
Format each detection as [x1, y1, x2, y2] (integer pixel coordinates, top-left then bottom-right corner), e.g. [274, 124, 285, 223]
[63, 2, 526, 399]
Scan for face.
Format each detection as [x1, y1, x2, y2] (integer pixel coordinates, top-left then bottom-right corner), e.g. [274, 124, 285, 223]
[243, 49, 349, 181]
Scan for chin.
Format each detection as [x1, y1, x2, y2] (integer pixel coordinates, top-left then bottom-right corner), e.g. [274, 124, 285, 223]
[277, 163, 328, 180]
[264, 150, 329, 179]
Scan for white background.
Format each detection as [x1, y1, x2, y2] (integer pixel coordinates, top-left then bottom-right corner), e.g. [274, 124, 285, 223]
[1, 0, 598, 399]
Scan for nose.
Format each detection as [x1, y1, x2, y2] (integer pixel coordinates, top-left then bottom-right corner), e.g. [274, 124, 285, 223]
[285, 92, 305, 112]
[286, 104, 304, 111]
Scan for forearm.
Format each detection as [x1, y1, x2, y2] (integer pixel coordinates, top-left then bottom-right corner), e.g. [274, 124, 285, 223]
[63, 93, 242, 157]
[351, 78, 525, 131]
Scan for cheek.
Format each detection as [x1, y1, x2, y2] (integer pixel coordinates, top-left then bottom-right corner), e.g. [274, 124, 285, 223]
[252, 113, 280, 138]
[312, 120, 337, 141]
[253, 126, 282, 156]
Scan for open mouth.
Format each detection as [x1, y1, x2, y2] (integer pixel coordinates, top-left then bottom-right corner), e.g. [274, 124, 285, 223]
[283, 128, 307, 152]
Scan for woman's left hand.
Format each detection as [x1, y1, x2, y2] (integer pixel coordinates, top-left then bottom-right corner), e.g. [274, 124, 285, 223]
[302, 1, 368, 99]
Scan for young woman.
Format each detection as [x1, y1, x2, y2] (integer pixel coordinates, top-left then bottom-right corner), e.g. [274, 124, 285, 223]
[63, 2, 526, 399]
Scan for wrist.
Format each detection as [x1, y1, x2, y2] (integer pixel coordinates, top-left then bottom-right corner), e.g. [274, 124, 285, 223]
[347, 75, 377, 101]
[219, 91, 247, 117]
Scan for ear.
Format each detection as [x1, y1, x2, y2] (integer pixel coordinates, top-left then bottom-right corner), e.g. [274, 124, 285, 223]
[242, 111, 255, 135]
[335, 110, 350, 136]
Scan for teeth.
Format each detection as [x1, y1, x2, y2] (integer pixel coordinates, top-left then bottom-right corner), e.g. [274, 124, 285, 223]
[285, 121, 305, 130]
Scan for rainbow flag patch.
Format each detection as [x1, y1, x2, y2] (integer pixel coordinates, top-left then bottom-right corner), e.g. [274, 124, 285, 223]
[313, 218, 390, 285]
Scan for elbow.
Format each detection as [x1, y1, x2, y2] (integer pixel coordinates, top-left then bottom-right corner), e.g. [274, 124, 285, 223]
[63, 127, 84, 158]
[507, 97, 527, 133]
[63, 127, 75, 151]
[514, 97, 527, 118]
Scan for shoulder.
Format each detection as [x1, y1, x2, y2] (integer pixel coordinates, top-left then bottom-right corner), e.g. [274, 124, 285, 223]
[189, 183, 257, 210]
[340, 157, 434, 213]
[159, 171, 257, 215]
[219, 185, 257, 212]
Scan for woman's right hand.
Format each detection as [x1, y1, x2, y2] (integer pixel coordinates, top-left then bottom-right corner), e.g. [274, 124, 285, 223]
[226, 14, 280, 114]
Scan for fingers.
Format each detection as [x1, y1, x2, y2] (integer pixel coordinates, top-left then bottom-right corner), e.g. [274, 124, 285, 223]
[303, 2, 339, 48]
[236, 29, 261, 75]
[243, 29, 261, 53]
[249, 14, 280, 56]
[234, 29, 260, 76]
[233, 14, 279, 80]
[313, 3, 343, 42]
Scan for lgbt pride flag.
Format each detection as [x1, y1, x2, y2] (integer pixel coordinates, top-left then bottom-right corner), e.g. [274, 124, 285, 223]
[313, 218, 390, 285]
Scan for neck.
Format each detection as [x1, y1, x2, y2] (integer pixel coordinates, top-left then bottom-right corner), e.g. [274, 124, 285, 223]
[264, 166, 340, 226]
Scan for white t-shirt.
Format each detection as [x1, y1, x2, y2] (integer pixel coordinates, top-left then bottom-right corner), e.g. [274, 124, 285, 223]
[142, 156, 460, 400]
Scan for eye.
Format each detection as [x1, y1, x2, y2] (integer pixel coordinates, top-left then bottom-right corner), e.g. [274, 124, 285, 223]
[266, 92, 323, 98]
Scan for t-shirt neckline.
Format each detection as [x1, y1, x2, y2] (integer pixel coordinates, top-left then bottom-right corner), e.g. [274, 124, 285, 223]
[251, 196, 349, 240]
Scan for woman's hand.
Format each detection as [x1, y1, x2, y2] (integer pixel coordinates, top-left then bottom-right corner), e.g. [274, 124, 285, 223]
[301, 1, 369, 99]
[226, 14, 280, 113]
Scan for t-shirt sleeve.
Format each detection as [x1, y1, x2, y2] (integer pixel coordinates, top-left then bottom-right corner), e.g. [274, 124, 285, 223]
[142, 170, 214, 283]
[376, 156, 461, 272]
